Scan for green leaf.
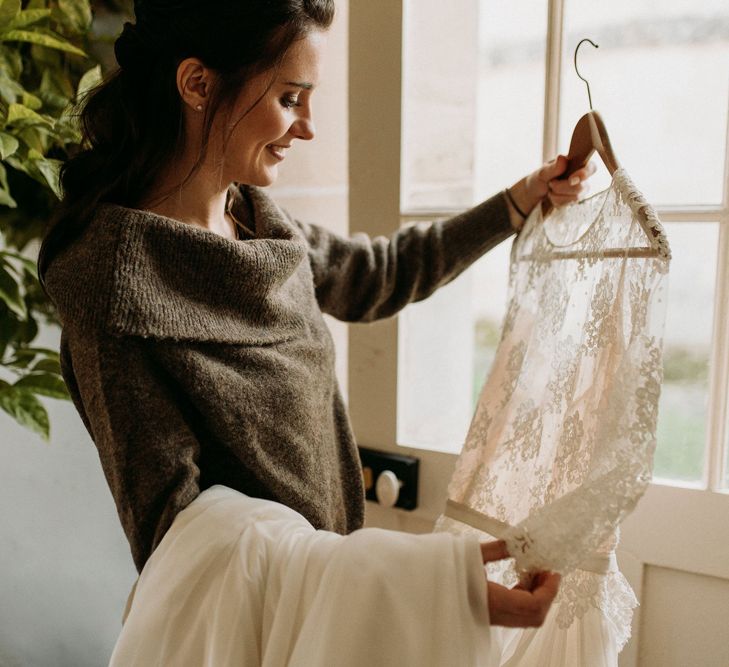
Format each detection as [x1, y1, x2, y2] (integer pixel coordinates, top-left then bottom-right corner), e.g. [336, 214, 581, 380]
[76, 64, 101, 99]
[0, 0, 21, 32]
[0, 131, 19, 159]
[56, 0, 92, 35]
[0, 186, 17, 208]
[7, 8, 51, 30]
[4, 151, 55, 194]
[6, 103, 53, 127]
[14, 371, 69, 399]
[4, 154, 30, 177]
[0, 29, 87, 58]
[31, 357, 61, 374]
[17, 346, 59, 359]
[14, 314, 38, 344]
[0, 382, 50, 441]
[21, 90, 42, 110]
[0, 67, 25, 105]
[19, 126, 49, 153]
[0, 42, 22, 78]
[48, 112, 81, 144]
[6, 346, 60, 366]
[40, 68, 74, 105]
[33, 156, 62, 199]
[1, 250, 38, 278]
[0, 262, 25, 318]
[5, 347, 38, 368]
[0, 307, 19, 357]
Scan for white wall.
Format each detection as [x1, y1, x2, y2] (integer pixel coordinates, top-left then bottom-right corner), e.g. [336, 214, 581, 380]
[638, 566, 729, 666]
[0, 325, 137, 667]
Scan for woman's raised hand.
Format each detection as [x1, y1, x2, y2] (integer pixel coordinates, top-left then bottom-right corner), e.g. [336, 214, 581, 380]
[505, 155, 598, 230]
[480, 540, 561, 628]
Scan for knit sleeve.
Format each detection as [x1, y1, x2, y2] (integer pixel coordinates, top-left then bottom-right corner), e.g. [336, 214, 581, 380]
[61, 327, 201, 574]
[290, 191, 514, 322]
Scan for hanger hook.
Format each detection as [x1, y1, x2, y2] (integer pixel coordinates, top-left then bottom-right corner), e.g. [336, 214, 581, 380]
[574, 38, 599, 110]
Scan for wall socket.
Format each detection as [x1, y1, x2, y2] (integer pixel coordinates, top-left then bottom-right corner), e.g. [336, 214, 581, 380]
[358, 446, 419, 510]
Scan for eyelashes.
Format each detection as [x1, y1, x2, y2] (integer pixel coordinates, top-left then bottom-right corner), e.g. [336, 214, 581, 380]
[280, 94, 301, 109]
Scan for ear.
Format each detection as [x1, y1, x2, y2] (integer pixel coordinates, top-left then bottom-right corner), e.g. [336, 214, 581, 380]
[177, 57, 214, 111]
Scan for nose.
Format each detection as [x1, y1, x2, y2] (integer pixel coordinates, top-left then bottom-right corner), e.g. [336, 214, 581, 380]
[291, 116, 315, 141]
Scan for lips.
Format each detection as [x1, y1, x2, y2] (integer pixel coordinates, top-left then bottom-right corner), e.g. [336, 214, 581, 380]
[266, 144, 290, 160]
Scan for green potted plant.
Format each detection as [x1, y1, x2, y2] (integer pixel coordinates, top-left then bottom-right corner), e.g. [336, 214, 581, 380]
[0, 0, 130, 442]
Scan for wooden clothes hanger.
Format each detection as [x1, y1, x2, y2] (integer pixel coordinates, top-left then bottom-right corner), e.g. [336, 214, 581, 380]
[542, 38, 620, 218]
[531, 39, 668, 261]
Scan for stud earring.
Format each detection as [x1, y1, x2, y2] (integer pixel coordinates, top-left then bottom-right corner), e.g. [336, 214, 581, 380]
[195, 104, 203, 111]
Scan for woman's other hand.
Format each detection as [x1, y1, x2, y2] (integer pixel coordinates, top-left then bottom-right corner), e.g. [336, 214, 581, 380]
[505, 155, 597, 231]
[480, 540, 561, 628]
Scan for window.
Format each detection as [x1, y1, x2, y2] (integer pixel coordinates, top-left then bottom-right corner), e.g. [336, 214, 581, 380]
[349, 7, 729, 658]
[394, 0, 729, 491]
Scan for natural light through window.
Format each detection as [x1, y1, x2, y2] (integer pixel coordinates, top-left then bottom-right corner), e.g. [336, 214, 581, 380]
[398, 0, 729, 492]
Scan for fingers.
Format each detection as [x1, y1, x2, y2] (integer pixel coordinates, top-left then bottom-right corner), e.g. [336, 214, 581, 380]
[523, 156, 596, 211]
[545, 159, 596, 207]
[487, 572, 561, 628]
[547, 185, 589, 207]
[480, 540, 509, 563]
[537, 154, 568, 183]
[530, 572, 561, 607]
[570, 160, 598, 182]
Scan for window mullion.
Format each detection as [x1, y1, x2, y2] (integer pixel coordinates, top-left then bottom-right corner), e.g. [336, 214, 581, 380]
[705, 100, 729, 491]
[543, 0, 565, 161]
[706, 220, 729, 490]
[347, 0, 404, 451]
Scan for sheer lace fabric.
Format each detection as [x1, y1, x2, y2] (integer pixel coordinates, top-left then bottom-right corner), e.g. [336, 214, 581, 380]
[435, 168, 670, 655]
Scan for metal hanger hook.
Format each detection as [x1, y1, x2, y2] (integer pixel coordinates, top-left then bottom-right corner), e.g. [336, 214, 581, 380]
[574, 38, 599, 110]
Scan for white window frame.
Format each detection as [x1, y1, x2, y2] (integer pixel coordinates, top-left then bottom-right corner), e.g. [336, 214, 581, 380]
[348, 9, 729, 652]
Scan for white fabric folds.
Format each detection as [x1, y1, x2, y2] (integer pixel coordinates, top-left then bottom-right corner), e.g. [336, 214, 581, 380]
[110, 485, 496, 667]
[436, 168, 670, 663]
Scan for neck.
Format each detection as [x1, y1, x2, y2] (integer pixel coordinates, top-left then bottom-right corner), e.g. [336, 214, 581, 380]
[137, 164, 234, 237]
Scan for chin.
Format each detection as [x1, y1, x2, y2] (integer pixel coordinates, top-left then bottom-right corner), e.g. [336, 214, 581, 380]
[247, 170, 278, 188]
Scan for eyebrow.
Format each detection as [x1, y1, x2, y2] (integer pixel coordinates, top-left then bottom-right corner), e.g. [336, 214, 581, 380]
[284, 81, 314, 90]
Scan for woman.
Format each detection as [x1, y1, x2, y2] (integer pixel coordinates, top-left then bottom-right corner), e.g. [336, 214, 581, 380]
[39, 0, 594, 660]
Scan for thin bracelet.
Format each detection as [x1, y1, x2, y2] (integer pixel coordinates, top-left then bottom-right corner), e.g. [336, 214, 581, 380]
[504, 188, 527, 219]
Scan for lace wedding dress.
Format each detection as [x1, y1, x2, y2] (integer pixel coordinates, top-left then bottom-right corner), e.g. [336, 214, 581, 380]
[435, 168, 671, 666]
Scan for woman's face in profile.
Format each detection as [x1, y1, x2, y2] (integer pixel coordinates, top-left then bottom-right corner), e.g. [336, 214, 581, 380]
[222, 30, 326, 187]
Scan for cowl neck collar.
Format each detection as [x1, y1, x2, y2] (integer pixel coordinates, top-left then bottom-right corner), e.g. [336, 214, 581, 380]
[48, 184, 313, 345]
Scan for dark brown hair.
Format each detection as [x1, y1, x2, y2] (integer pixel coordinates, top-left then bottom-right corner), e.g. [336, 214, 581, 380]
[38, 0, 334, 293]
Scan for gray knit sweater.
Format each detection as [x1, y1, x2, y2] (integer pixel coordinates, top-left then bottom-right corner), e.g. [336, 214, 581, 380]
[44, 183, 513, 573]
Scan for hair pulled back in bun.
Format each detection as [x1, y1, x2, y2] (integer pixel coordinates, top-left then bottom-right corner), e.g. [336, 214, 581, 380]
[39, 0, 335, 293]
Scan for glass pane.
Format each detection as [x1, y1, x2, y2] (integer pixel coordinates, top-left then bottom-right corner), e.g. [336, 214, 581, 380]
[402, 0, 547, 211]
[471, 239, 512, 407]
[397, 229, 512, 453]
[473, 1, 548, 202]
[654, 222, 717, 484]
[561, 0, 729, 206]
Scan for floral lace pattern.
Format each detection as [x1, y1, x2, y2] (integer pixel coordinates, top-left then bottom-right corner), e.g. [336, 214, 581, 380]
[435, 168, 670, 648]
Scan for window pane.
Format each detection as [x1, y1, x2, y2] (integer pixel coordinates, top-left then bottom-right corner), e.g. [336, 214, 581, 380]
[397, 233, 512, 453]
[653, 222, 717, 484]
[402, 0, 547, 212]
[473, 1, 548, 202]
[561, 0, 729, 206]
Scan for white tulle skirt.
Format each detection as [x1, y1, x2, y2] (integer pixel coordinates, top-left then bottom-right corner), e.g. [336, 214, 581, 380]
[110, 485, 499, 667]
[492, 603, 621, 666]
